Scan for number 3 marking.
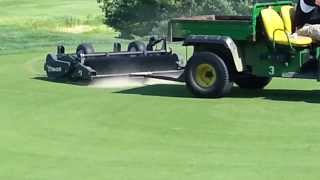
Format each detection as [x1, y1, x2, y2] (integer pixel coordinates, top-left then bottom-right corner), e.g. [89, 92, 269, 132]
[268, 66, 275, 75]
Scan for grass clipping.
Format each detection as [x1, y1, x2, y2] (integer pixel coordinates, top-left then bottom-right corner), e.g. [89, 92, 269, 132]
[0, 15, 109, 34]
[56, 25, 95, 34]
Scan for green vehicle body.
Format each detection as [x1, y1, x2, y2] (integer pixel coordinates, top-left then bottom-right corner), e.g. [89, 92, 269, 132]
[169, 1, 320, 80]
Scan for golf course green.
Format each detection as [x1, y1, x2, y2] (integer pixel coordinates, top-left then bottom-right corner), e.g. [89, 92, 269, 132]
[1, 0, 320, 179]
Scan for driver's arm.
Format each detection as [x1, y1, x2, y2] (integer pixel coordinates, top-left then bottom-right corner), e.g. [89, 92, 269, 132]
[294, 0, 318, 30]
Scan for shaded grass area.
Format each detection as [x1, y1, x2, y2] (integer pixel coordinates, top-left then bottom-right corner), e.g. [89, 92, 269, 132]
[117, 84, 320, 103]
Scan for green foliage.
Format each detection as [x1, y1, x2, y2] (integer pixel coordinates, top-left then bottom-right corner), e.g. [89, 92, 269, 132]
[179, 0, 250, 16]
[97, 0, 175, 38]
[98, 0, 250, 37]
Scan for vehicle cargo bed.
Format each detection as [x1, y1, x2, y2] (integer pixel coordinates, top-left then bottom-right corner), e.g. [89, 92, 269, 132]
[169, 15, 253, 41]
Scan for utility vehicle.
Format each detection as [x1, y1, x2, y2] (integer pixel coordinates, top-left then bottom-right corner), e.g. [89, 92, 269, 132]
[45, 1, 319, 98]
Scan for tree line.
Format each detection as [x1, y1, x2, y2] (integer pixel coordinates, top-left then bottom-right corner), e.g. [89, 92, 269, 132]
[97, 0, 288, 38]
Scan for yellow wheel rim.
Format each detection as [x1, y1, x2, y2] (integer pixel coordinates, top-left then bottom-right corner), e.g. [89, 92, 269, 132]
[195, 63, 217, 88]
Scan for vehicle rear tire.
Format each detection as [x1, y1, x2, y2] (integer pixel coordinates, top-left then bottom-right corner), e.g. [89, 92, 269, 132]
[185, 52, 233, 98]
[76, 43, 95, 56]
[234, 75, 272, 89]
[127, 41, 146, 52]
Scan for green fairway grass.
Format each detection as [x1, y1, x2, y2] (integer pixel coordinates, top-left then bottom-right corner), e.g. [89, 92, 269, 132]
[1, 0, 320, 180]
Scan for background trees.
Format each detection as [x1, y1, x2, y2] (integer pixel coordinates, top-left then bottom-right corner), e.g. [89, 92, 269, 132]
[97, 0, 265, 38]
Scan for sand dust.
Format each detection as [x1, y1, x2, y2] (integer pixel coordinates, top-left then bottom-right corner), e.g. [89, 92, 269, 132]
[88, 77, 182, 89]
[56, 25, 94, 34]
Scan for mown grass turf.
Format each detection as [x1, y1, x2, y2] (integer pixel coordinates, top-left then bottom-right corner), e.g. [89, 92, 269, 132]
[0, 0, 118, 54]
[1, 0, 320, 180]
[0, 0, 100, 17]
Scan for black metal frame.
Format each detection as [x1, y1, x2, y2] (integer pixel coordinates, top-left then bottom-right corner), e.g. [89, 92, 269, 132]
[45, 38, 182, 81]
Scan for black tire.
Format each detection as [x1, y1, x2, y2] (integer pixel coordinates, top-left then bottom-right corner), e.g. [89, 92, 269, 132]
[127, 41, 146, 52]
[76, 43, 95, 56]
[234, 75, 272, 89]
[185, 52, 233, 98]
